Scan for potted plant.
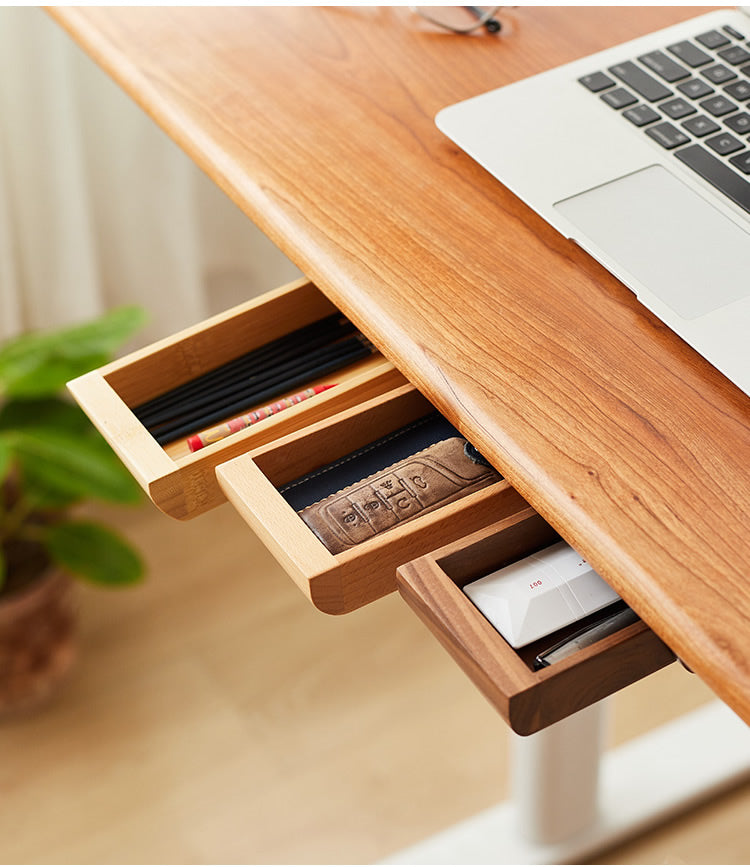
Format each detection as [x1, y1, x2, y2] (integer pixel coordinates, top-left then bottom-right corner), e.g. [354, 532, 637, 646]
[0, 307, 147, 714]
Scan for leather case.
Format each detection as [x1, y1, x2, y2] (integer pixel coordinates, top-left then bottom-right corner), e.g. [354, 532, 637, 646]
[280, 412, 461, 512]
[295, 436, 502, 554]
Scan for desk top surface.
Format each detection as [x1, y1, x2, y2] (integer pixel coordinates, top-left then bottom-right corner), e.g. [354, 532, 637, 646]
[51, 6, 750, 723]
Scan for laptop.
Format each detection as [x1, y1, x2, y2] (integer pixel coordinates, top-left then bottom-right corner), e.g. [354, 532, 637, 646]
[437, 8, 750, 397]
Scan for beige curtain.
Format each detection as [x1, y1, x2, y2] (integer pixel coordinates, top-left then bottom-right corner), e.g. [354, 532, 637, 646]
[0, 7, 301, 347]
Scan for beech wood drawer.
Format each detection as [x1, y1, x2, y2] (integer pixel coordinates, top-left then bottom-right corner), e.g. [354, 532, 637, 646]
[397, 508, 676, 735]
[216, 384, 528, 614]
[68, 278, 406, 519]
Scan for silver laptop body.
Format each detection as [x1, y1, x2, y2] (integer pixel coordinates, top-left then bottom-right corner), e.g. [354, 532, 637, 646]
[437, 9, 750, 396]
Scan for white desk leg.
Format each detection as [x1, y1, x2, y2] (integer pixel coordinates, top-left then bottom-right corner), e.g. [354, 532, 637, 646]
[512, 702, 604, 844]
[381, 700, 750, 865]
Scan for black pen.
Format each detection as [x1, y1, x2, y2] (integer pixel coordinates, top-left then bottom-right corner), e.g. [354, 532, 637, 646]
[533, 605, 640, 670]
[134, 314, 354, 421]
[144, 336, 368, 430]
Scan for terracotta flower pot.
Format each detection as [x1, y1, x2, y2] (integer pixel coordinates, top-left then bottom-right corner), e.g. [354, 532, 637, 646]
[0, 569, 77, 716]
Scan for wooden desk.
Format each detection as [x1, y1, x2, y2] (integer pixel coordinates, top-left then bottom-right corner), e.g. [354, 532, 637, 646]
[50, 7, 750, 725]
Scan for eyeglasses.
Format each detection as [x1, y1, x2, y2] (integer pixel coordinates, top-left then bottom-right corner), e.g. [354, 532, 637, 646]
[410, 6, 503, 35]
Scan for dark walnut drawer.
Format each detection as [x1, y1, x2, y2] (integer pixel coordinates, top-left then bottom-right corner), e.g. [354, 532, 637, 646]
[397, 508, 676, 735]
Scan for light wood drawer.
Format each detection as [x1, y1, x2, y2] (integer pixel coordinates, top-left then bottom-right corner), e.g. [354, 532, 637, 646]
[397, 509, 676, 735]
[216, 384, 528, 614]
[68, 278, 406, 519]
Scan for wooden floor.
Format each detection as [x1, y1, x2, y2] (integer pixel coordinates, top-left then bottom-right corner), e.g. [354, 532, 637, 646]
[1, 499, 748, 865]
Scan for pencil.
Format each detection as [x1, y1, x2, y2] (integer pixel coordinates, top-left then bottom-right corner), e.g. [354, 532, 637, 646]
[186, 384, 338, 451]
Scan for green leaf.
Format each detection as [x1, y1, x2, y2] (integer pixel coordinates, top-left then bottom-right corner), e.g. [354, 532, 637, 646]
[0, 306, 147, 398]
[0, 353, 112, 399]
[11, 428, 142, 508]
[0, 435, 12, 483]
[0, 396, 93, 437]
[44, 520, 144, 587]
[46, 306, 147, 357]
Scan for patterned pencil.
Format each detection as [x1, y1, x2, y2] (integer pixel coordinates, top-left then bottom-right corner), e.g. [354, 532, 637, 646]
[186, 384, 337, 452]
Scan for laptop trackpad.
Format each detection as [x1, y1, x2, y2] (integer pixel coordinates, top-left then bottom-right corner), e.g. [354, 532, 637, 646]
[554, 165, 750, 320]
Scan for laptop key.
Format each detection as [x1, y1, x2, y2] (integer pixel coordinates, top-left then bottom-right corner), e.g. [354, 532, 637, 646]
[724, 80, 750, 101]
[696, 30, 731, 50]
[623, 104, 661, 126]
[677, 78, 714, 99]
[700, 95, 739, 116]
[740, 63, 750, 78]
[601, 87, 637, 109]
[681, 114, 720, 137]
[724, 112, 750, 134]
[723, 25, 746, 41]
[717, 45, 750, 66]
[675, 143, 750, 214]
[660, 97, 696, 119]
[578, 72, 615, 92]
[607, 61, 672, 101]
[638, 50, 690, 82]
[645, 122, 690, 149]
[729, 151, 750, 174]
[668, 40, 712, 67]
[705, 132, 745, 155]
[702, 64, 737, 84]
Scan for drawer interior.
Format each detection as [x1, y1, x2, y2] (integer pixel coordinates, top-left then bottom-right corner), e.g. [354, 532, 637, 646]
[217, 384, 527, 614]
[68, 278, 406, 519]
[397, 509, 676, 735]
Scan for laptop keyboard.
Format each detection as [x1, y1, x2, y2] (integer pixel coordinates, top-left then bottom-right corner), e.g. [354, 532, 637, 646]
[579, 23, 750, 215]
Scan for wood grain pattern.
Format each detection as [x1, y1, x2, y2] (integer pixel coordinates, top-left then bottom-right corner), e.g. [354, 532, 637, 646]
[49, 7, 750, 722]
[397, 510, 676, 734]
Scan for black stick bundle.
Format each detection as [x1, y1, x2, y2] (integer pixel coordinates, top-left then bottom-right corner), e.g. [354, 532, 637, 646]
[134, 314, 373, 446]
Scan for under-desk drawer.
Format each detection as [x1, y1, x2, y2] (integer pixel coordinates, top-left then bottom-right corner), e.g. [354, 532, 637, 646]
[397, 510, 676, 735]
[216, 385, 527, 614]
[68, 278, 405, 519]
